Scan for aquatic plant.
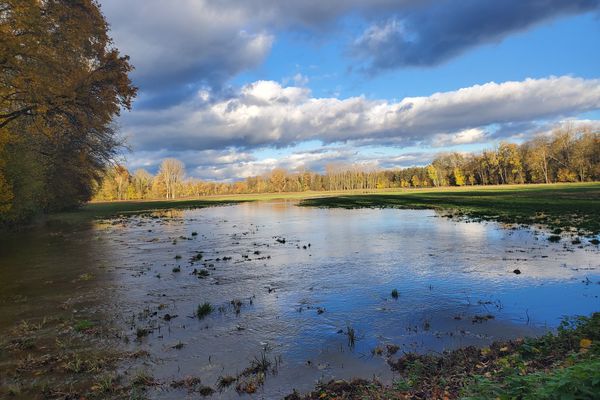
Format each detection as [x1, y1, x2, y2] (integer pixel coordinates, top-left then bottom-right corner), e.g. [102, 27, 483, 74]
[132, 370, 155, 387]
[73, 320, 95, 332]
[196, 302, 213, 319]
[217, 375, 237, 390]
[136, 328, 149, 338]
[346, 325, 356, 348]
[231, 299, 243, 315]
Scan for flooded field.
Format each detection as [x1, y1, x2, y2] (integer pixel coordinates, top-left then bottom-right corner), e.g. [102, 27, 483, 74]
[1, 201, 599, 399]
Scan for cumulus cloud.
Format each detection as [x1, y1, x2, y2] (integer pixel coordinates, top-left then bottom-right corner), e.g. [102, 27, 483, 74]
[121, 76, 600, 152]
[352, 0, 600, 71]
[99, 0, 598, 108]
[100, 0, 274, 107]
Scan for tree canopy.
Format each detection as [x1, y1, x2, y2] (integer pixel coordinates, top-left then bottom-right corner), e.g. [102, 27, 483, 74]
[0, 0, 136, 224]
[94, 125, 600, 201]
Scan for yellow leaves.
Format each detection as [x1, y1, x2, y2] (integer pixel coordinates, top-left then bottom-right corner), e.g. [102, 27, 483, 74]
[480, 347, 491, 356]
[579, 338, 592, 353]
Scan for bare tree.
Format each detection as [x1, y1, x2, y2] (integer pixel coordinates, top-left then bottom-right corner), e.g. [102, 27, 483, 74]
[157, 159, 185, 199]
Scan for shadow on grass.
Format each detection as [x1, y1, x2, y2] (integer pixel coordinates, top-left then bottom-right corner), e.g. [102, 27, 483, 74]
[300, 183, 600, 234]
[48, 199, 248, 225]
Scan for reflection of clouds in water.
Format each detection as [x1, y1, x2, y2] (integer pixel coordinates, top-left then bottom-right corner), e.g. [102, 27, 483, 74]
[86, 202, 599, 399]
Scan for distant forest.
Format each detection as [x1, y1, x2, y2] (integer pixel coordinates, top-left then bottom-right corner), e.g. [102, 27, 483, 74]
[95, 125, 600, 201]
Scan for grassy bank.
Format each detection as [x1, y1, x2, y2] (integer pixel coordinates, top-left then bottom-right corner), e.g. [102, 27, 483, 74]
[300, 182, 600, 235]
[45, 183, 600, 234]
[45, 190, 368, 224]
[287, 313, 600, 400]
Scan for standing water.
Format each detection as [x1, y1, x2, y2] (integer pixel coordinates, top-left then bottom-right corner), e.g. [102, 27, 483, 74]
[1, 201, 599, 398]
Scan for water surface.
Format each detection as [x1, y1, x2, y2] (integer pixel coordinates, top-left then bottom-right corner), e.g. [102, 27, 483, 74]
[1, 201, 599, 398]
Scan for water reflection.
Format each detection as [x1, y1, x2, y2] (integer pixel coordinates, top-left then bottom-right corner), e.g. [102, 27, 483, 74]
[0, 201, 598, 398]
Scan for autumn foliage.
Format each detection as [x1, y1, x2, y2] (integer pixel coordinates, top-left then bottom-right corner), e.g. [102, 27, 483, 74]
[95, 125, 599, 201]
[0, 0, 136, 224]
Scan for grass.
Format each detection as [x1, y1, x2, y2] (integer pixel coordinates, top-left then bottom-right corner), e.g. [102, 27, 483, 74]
[43, 183, 600, 235]
[73, 319, 95, 332]
[300, 182, 600, 235]
[196, 302, 213, 319]
[289, 312, 600, 399]
[346, 325, 356, 348]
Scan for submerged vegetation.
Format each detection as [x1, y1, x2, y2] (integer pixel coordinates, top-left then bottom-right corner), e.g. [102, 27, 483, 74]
[196, 302, 213, 319]
[288, 313, 600, 399]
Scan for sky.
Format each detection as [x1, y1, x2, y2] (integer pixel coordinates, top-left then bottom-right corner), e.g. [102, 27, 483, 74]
[99, 0, 600, 181]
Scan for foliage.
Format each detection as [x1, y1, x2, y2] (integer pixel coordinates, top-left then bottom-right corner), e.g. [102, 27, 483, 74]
[462, 359, 600, 400]
[0, 0, 136, 225]
[92, 125, 599, 202]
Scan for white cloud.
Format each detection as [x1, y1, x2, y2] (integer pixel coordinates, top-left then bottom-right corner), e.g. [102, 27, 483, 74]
[123, 76, 600, 152]
[432, 128, 487, 147]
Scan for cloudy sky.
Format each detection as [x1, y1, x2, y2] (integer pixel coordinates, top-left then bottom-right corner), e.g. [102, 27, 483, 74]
[99, 0, 600, 181]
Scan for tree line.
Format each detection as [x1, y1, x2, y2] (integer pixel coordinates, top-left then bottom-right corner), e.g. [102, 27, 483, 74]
[0, 0, 136, 225]
[95, 125, 599, 201]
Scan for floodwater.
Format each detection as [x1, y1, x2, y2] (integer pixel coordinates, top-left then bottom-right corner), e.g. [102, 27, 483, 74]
[1, 201, 599, 398]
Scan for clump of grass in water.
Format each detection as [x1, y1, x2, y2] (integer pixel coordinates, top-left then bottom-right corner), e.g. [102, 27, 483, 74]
[196, 302, 213, 319]
[135, 327, 150, 339]
[217, 375, 237, 390]
[231, 299, 243, 315]
[346, 325, 356, 348]
[391, 289, 399, 299]
[132, 370, 156, 387]
[73, 319, 95, 332]
[245, 349, 272, 375]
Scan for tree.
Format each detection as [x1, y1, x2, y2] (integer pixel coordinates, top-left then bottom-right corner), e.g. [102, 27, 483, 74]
[525, 136, 551, 183]
[410, 175, 421, 188]
[0, 0, 136, 223]
[157, 159, 185, 199]
[452, 167, 465, 186]
[132, 169, 153, 199]
[113, 166, 130, 200]
[270, 168, 287, 192]
[426, 165, 440, 187]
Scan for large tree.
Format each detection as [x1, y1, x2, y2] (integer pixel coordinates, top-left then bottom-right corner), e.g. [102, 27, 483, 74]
[157, 159, 185, 199]
[0, 0, 136, 223]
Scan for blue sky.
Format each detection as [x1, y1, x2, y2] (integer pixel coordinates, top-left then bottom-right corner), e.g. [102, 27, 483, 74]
[100, 0, 600, 180]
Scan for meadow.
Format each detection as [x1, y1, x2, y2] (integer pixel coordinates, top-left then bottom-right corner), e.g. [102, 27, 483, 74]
[56, 182, 600, 234]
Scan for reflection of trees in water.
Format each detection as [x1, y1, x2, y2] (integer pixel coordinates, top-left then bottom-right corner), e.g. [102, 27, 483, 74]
[150, 209, 185, 219]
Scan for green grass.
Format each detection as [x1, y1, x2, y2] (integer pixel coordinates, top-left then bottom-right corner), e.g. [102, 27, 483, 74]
[196, 302, 213, 319]
[291, 312, 600, 399]
[46, 191, 348, 224]
[48, 198, 246, 223]
[300, 182, 600, 234]
[46, 183, 600, 234]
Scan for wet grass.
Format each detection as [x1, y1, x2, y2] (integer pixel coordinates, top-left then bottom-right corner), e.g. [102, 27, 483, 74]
[47, 198, 248, 224]
[287, 312, 600, 400]
[0, 315, 151, 399]
[300, 182, 600, 235]
[196, 302, 213, 319]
